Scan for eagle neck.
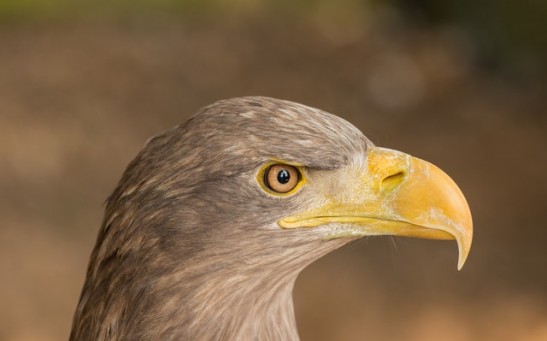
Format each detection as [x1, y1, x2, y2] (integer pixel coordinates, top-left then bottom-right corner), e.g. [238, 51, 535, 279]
[172, 259, 302, 340]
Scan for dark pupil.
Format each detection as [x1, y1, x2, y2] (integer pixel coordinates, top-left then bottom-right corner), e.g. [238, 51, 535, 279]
[277, 169, 290, 184]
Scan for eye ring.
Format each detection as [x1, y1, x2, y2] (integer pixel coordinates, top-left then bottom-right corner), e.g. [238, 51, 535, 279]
[262, 164, 302, 194]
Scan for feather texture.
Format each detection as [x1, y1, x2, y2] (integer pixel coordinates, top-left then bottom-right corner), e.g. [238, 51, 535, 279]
[70, 97, 371, 340]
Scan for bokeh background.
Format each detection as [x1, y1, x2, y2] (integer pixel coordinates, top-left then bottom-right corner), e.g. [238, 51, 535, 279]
[1, 1, 546, 340]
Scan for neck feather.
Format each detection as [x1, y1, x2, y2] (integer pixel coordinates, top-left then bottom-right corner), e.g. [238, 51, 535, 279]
[71, 220, 349, 340]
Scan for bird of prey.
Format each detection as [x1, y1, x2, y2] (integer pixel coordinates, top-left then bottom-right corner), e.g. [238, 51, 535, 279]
[70, 97, 472, 340]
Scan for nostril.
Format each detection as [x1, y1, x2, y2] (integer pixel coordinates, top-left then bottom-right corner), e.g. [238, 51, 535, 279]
[382, 171, 406, 191]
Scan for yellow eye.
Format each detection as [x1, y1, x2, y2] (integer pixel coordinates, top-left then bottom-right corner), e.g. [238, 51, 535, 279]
[264, 164, 301, 194]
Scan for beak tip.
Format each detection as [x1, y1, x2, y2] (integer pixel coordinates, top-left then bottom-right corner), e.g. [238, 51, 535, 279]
[457, 259, 465, 271]
[456, 234, 472, 271]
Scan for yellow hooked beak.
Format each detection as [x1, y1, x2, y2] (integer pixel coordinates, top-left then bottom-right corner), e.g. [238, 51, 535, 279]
[279, 147, 473, 270]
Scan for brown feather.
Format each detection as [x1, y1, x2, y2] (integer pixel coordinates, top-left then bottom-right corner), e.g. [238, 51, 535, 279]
[70, 97, 371, 340]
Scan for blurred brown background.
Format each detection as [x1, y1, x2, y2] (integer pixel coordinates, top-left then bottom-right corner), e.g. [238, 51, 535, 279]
[1, 1, 546, 340]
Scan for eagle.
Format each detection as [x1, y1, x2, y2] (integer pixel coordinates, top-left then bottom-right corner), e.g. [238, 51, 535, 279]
[70, 97, 472, 340]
